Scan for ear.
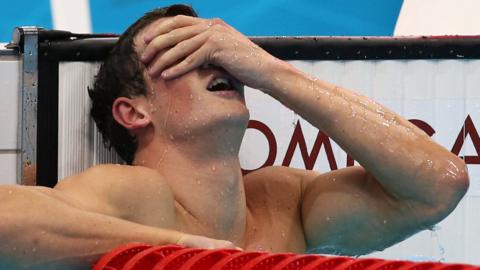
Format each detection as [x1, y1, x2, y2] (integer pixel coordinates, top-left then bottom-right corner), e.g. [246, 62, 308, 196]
[112, 97, 151, 131]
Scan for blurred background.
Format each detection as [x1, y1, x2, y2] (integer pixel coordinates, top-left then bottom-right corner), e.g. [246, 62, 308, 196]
[3, 0, 480, 42]
[0, 0, 405, 41]
[1, 0, 480, 265]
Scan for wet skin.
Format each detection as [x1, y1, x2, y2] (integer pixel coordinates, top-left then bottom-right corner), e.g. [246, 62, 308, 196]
[55, 15, 469, 255]
[0, 15, 467, 270]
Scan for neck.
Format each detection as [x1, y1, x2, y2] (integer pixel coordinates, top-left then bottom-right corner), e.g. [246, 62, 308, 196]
[133, 126, 247, 243]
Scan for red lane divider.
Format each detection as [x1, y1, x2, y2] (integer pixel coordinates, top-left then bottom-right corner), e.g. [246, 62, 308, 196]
[122, 245, 183, 270]
[92, 243, 480, 270]
[93, 243, 152, 270]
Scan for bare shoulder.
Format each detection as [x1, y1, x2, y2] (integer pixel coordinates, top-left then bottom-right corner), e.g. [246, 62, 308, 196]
[54, 164, 175, 219]
[55, 164, 170, 194]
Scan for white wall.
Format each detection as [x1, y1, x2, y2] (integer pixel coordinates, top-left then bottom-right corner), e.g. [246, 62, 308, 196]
[0, 56, 20, 185]
[395, 0, 480, 36]
[50, 0, 92, 34]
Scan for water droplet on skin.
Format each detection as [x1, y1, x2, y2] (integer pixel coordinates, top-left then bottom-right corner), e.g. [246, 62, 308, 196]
[426, 159, 433, 169]
[211, 165, 216, 172]
[256, 245, 265, 251]
[383, 220, 388, 224]
[189, 94, 194, 100]
[169, 135, 174, 140]
[196, 180, 201, 185]
[326, 216, 331, 221]
[8, 190, 12, 195]
[281, 232, 286, 238]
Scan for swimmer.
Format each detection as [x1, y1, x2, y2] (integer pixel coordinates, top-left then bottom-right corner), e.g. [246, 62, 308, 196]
[0, 4, 469, 270]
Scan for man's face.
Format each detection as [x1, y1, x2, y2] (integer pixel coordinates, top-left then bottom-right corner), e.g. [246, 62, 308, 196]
[133, 17, 250, 142]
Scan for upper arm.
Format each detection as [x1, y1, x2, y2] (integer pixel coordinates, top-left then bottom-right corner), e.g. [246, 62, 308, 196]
[301, 166, 431, 255]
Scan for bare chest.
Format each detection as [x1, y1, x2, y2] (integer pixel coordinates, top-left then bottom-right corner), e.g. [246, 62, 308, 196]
[242, 198, 307, 253]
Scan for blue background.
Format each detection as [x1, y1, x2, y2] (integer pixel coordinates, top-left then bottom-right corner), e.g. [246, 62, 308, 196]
[0, 0, 403, 42]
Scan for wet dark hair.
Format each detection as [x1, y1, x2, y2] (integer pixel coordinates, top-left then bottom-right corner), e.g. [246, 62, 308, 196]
[89, 4, 198, 164]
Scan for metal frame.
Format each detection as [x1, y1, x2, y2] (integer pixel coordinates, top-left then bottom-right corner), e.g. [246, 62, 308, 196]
[7, 28, 480, 187]
[13, 27, 40, 185]
[39, 35, 480, 62]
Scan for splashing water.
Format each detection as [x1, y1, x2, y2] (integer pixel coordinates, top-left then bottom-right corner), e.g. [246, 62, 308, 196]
[429, 225, 446, 262]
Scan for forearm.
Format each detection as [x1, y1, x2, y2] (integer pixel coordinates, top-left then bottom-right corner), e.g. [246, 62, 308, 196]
[265, 62, 468, 206]
[0, 186, 182, 270]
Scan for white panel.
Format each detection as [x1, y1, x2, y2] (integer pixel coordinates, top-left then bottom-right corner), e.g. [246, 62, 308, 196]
[0, 153, 18, 185]
[0, 60, 20, 149]
[403, 60, 436, 100]
[50, 0, 92, 33]
[465, 196, 480, 264]
[372, 61, 405, 100]
[395, 0, 480, 36]
[58, 62, 122, 180]
[340, 61, 374, 96]
[312, 61, 344, 86]
[465, 60, 480, 99]
[465, 99, 480, 196]
[435, 61, 466, 99]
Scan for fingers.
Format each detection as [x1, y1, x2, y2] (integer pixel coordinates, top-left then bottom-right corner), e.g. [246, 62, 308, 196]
[143, 15, 205, 43]
[176, 234, 242, 250]
[160, 43, 212, 79]
[141, 16, 230, 79]
[148, 32, 211, 78]
[141, 23, 210, 63]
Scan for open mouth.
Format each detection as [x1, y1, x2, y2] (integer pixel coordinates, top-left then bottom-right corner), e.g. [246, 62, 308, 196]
[206, 76, 242, 94]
